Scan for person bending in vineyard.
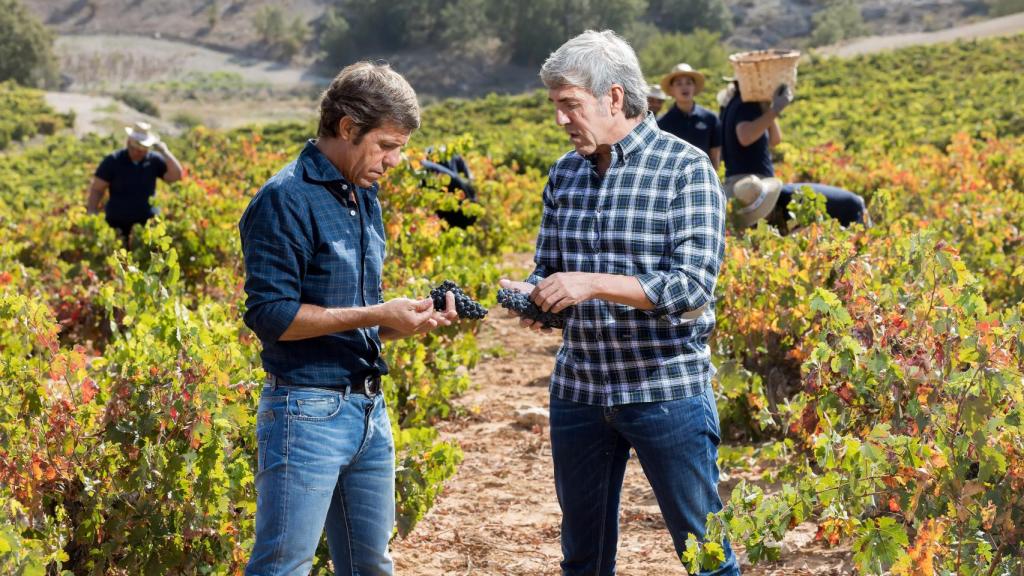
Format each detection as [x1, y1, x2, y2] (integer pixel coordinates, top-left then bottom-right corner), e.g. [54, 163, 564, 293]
[657, 63, 722, 170]
[85, 121, 183, 247]
[238, 62, 458, 576]
[719, 81, 867, 230]
[499, 30, 739, 576]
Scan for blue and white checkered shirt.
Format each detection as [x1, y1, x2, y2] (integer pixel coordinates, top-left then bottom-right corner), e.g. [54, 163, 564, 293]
[527, 114, 725, 407]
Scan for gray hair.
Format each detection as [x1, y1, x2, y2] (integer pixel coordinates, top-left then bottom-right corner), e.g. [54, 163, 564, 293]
[318, 61, 420, 141]
[539, 30, 648, 119]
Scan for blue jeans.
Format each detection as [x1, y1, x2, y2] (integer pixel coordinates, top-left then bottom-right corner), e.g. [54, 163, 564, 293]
[245, 383, 395, 576]
[550, 386, 740, 576]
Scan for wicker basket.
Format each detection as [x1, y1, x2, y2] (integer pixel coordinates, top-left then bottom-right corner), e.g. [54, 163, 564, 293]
[728, 49, 801, 102]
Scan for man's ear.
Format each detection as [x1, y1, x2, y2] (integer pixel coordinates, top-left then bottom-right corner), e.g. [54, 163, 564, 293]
[338, 116, 357, 141]
[609, 84, 625, 115]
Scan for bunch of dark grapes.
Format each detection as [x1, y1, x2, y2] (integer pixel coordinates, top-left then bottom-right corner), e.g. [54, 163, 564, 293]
[430, 280, 488, 320]
[496, 288, 566, 329]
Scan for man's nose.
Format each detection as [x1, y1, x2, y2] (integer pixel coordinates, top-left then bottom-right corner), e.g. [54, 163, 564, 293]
[383, 149, 401, 169]
[555, 108, 570, 126]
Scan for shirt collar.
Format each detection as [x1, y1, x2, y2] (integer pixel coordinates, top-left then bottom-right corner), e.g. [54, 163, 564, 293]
[299, 139, 350, 186]
[676, 102, 699, 117]
[122, 148, 147, 165]
[615, 113, 661, 162]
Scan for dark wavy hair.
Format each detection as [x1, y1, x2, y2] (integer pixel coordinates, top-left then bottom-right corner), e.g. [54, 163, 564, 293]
[317, 62, 420, 143]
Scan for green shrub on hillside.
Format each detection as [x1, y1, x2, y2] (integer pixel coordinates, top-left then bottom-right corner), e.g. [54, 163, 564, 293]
[637, 29, 730, 81]
[809, 0, 865, 47]
[0, 0, 59, 88]
[0, 81, 71, 149]
[986, 0, 1024, 16]
[252, 5, 309, 62]
[647, 0, 733, 36]
[315, 0, 734, 68]
[116, 91, 161, 118]
[317, 8, 353, 67]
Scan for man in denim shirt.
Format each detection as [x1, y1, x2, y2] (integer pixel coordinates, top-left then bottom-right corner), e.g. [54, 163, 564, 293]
[239, 62, 457, 576]
[500, 31, 739, 575]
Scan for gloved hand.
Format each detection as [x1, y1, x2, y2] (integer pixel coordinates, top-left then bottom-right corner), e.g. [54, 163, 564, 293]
[770, 83, 794, 115]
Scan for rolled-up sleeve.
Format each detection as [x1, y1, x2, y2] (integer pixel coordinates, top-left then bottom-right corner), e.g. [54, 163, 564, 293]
[526, 172, 561, 286]
[636, 155, 725, 318]
[239, 183, 310, 343]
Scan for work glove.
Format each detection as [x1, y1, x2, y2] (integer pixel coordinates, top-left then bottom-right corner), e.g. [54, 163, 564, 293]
[770, 84, 794, 115]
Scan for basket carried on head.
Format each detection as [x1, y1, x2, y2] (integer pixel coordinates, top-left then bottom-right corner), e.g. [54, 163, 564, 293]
[728, 49, 801, 102]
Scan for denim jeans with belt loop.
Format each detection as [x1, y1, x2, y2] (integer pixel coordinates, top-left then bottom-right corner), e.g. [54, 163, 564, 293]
[550, 385, 740, 576]
[245, 376, 395, 576]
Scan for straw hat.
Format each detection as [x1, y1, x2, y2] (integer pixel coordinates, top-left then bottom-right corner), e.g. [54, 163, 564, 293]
[124, 121, 159, 148]
[660, 63, 706, 96]
[646, 83, 668, 101]
[730, 175, 783, 228]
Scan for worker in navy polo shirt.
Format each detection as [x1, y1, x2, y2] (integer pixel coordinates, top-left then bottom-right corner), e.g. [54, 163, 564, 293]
[239, 61, 458, 576]
[86, 121, 183, 247]
[657, 63, 722, 170]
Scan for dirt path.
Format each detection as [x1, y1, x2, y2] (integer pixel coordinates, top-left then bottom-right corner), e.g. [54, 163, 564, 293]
[55, 34, 326, 91]
[390, 263, 853, 575]
[43, 91, 172, 138]
[817, 11, 1024, 57]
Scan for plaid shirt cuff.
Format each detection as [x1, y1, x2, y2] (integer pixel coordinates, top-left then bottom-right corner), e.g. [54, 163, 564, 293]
[636, 272, 668, 317]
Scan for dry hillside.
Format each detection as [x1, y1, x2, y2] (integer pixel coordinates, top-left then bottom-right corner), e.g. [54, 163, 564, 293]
[26, 0, 999, 56]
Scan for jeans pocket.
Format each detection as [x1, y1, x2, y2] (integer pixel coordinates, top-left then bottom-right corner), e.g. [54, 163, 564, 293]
[701, 386, 722, 447]
[372, 397, 395, 454]
[256, 409, 275, 473]
[288, 391, 343, 421]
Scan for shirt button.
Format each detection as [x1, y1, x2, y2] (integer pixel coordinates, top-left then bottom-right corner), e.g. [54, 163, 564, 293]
[342, 184, 348, 190]
[596, 208, 602, 214]
[350, 210, 357, 216]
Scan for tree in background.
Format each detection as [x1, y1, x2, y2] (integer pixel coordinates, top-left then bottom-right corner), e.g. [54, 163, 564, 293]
[318, 8, 353, 67]
[205, 0, 220, 32]
[0, 0, 59, 88]
[312, 0, 745, 69]
[646, 0, 733, 37]
[637, 29, 729, 82]
[809, 0, 865, 47]
[985, 0, 1024, 16]
[251, 5, 310, 62]
[438, 0, 495, 56]
[316, 0, 650, 67]
[493, 0, 648, 64]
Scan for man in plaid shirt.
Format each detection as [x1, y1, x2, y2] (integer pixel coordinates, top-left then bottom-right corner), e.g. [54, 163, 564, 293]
[500, 30, 739, 575]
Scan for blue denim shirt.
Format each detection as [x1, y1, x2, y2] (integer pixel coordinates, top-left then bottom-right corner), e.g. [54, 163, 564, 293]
[239, 140, 388, 386]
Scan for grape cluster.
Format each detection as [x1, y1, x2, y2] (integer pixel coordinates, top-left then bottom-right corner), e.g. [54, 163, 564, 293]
[496, 288, 566, 329]
[430, 280, 488, 320]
